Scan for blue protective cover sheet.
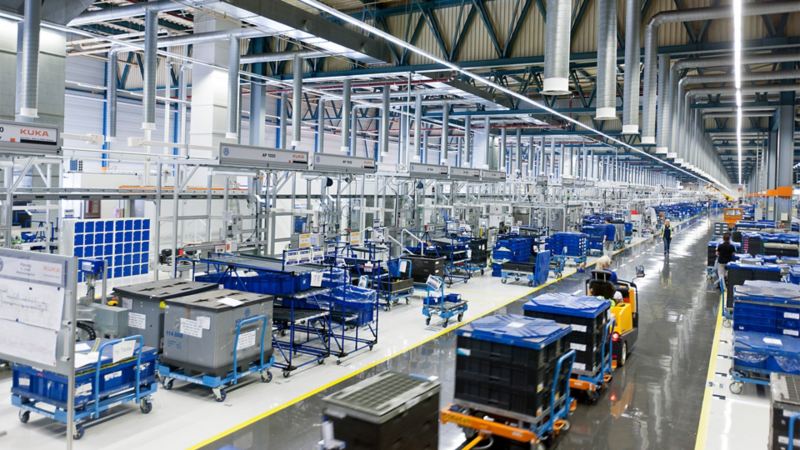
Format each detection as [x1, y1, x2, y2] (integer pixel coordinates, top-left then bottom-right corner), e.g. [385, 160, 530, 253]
[727, 262, 782, 272]
[734, 330, 800, 375]
[523, 292, 610, 318]
[734, 280, 800, 303]
[458, 314, 571, 350]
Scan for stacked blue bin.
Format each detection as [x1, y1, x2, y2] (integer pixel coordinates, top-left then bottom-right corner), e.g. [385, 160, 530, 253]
[491, 236, 535, 276]
[547, 232, 588, 258]
[733, 281, 800, 375]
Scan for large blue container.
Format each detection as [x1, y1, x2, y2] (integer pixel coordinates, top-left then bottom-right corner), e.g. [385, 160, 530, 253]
[524, 293, 610, 319]
[458, 314, 571, 350]
[196, 270, 311, 296]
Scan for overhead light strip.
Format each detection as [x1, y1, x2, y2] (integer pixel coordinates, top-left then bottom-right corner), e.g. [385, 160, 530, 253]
[733, 0, 743, 185]
[294, 0, 730, 192]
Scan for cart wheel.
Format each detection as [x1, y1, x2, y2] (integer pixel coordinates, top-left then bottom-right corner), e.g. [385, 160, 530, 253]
[560, 420, 571, 432]
[18, 410, 30, 424]
[514, 276, 520, 282]
[443, 319, 449, 328]
[336, 359, 342, 365]
[481, 269, 485, 276]
[405, 298, 410, 305]
[533, 443, 546, 450]
[213, 388, 227, 402]
[723, 318, 731, 328]
[619, 341, 628, 367]
[729, 381, 744, 395]
[528, 280, 534, 287]
[260, 370, 273, 383]
[283, 370, 291, 378]
[139, 398, 153, 414]
[73, 426, 84, 440]
[162, 378, 174, 390]
[317, 358, 325, 365]
[369, 344, 374, 351]
[457, 313, 464, 322]
[501, 278, 507, 284]
[425, 317, 431, 326]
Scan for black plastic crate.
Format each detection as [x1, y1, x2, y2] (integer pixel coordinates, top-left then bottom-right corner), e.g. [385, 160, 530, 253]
[727, 266, 783, 309]
[405, 255, 445, 283]
[524, 310, 606, 373]
[455, 370, 570, 419]
[323, 372, 440, 450]
[456, 334, 567, 369]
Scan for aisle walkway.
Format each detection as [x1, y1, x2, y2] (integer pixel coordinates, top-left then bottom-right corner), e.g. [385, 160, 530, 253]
[200, 217, 717, 450]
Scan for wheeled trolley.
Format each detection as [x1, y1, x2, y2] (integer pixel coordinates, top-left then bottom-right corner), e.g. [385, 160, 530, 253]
[157, 315, 274, 401]
[422, 275, 467, 327]
[12, 336, 157, 439]
[441, 350, 578, 450]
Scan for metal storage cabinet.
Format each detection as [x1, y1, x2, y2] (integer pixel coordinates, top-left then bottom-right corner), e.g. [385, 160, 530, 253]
[322, 371, 440, 450]
[770, 373, 800, 450]
[161, 289, 274, 376]
[113, 279, 217, 350]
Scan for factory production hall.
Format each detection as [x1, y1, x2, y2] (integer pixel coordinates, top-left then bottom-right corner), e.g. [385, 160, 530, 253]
[3, 0, 800, 450]
[202, 216, 718, 450]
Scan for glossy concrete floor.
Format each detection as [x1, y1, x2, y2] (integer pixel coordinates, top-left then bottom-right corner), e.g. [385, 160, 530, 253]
[202, 216, 718, 450]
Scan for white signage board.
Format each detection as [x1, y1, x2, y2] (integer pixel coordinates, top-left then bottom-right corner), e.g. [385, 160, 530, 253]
[0, 120, 61, 156]
[0, 249, 76, 374]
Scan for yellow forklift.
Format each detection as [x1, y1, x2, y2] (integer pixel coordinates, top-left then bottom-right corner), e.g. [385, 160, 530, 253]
[586, 271, 639, 368]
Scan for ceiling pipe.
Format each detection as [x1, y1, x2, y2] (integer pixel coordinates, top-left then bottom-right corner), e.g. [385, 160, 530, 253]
[142, 8, 157, 129]
[242, 50, 330, 65]
[292, 54, 303, 148]
[68, 0, 191, 26]
[341, 79, 351, 154]
[227, 36, 240, 140]
[595, 0, 617, 120]
[17, 0, 41, 119]
[106, 50, 118, 140]
[158, 28, 277, 48]
[542, 0, 572, 95]
[642, 1, 800, 144]
[622, 0, 641, 134]
[380, 85, 390, 158]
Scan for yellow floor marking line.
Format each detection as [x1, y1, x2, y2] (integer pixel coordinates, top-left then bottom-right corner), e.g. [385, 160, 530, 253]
[190, 230, 668, 449]
[693, 295, 724, 450]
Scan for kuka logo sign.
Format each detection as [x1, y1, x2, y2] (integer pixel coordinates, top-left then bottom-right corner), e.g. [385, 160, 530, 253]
[20, 128, 50, 138]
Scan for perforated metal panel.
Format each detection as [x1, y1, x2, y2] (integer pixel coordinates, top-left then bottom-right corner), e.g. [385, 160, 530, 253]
[61, 218, 151, 281]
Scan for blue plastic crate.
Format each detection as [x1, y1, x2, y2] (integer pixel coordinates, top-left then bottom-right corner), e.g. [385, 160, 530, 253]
[196, 270, 311, 296]
[734, 331, 800, 375]
[12, 345, 157, 409]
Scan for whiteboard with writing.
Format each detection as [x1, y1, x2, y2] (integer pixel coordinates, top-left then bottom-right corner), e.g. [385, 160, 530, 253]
[0, 249, 76, 374]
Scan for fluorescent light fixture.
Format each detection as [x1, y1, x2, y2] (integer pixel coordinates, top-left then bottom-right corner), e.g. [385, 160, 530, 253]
[292, 0, 731, 192]
[733, 0, 743, 185]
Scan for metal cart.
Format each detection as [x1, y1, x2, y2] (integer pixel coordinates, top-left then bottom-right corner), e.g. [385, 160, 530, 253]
[500, 250, 552, 287]
[12, 336, 157, 439]
[421, 275, 468, 327]
[157, 315, 274, 402]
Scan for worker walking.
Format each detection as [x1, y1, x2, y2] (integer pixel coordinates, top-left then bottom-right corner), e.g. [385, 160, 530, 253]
[716, 232, 736, 287]
[662, 220, 672, 255]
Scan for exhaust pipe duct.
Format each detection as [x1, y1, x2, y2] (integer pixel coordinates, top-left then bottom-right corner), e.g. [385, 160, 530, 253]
[542, 0, 572, 95]
[595, 0, 617, 120]
[18, 0, 41, 119]
[227, 37, 240, 140]
[641, 0, 800, 144]
[622, 0, 640, 134]
[142, 8, 157, 129]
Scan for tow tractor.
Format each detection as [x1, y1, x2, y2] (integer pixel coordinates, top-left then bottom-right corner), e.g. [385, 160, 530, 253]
[586, 270, 640, 368]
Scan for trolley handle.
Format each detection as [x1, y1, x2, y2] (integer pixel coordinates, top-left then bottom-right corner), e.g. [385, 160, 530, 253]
[232, 314, 269, 382]
[93, 335, 145, 417]
[789, 412, 800, 450]
[549, 349, 577, 431]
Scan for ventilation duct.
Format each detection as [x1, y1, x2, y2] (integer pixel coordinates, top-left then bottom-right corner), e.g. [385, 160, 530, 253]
[142, 8, 157, 128]
[292, 54, 302, 148]
[622, 0, 640, 134]
[641, 0, 800, 144]
[542, 0, 572, 95]
[227, 37, 240, 139]
[595, 0, 617, 120]
[18, 0, 41, 119]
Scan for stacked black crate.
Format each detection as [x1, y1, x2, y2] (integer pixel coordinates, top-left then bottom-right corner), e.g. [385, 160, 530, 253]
[321, 371, 440, 450]
[454, 314, 572, 420]
[770, 373, 800, 450]
[523, 293, 611, 377]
